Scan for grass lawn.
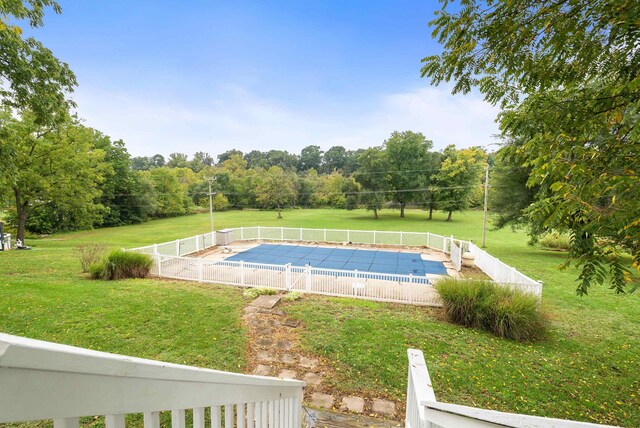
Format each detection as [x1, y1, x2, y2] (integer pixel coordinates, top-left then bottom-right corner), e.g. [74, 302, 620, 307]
[1, 208, 638, 426]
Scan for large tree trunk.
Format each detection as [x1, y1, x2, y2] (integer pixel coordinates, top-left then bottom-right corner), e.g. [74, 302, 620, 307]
[14, 188, 27, 242]
[428, 205, 433, 220]
[446, 210, 453, 221]
[373, 208, 378, 219]
[277, 204, 282, 219]
[400, 202, 406, 218]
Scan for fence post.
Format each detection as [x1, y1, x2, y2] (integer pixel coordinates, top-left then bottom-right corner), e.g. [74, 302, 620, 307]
[175, 239, 180, 256]
[198, 258, 203, 282]
[426, 232, 431, 248]
[285, 263, 292, 290]
[409, 274, 413, 304]
[156, 254, 162, 276]
[153, 244, 158, 255]
[240, 261, 245, 285]
[305, 264, 311, 291]
[196, 235, 201, 252]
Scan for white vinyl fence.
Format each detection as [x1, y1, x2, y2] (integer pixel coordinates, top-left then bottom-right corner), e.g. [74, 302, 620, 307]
[0, 333, 304, 428]
[130, 232, 216, 257]
[154, 256, 441, 307]
[227, 227, 540, 297]
[405, 349, 615, 428]
[130, 227, 542, 300]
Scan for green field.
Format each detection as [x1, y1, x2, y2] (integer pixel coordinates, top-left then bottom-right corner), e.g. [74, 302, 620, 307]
[1, 208, 638, 426]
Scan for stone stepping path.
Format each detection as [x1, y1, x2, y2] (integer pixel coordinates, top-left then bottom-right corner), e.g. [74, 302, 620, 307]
[242, 294, 401, 423]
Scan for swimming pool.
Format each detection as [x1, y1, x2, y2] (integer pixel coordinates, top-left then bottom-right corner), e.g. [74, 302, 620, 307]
[226, 243, 447, 276]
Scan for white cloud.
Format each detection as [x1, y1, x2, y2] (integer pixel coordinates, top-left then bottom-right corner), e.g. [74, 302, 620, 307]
[72, 84, 501, 158]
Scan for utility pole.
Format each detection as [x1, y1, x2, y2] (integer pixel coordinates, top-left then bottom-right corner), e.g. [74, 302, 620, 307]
[207, 177, 216, 233]
[482, 165, 489, 247]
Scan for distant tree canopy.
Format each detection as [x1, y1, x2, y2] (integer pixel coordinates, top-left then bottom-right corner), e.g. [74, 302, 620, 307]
[422, 0, 640, 294]
[0, 1, 76, 125]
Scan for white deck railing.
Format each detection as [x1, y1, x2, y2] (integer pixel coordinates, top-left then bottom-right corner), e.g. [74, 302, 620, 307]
[0, 333, 304, 428]
[129, 227, 542, 299]
[405, 349, 617, 428]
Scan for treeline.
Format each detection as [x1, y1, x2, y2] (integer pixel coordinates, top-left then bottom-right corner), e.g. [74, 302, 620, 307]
[0, 108, 488, 240]
[130, 131, 488, 220]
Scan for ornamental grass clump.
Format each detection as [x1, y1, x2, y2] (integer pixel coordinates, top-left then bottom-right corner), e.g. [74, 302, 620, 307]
[435, 278, 546, 341]
[90, 250, 153, 280]
[539, 231, 570, 251]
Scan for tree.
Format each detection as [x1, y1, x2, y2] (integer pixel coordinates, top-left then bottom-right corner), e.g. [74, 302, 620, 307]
[421, 0, 640, 293]
[217, 149, 243, 164]
[166, 152, 189, 168]
[298, 145, 323, 172]
[343, 148, 364, 174]
[130, 156, 153, 171]
[266, 150, 298, 170]
[421, 151, 443, 220]
[255, 166, 297, 219]
[322, 146, 347, 173]
[342, 176, 360, 211]
[144, 167, 192, 217]
[189, 151, 213, 172]
[244, 150, 269, 169]
[384, 131, 432, 218]
[311, 171, 349, 208]
[0, 1, 76, 125]
[431, 146, 485, 221]
[354, 148, 389, 219]
[297, 168, 319, 207]
[0, 112, 106, 240]
[94, 136, 155, 227]
[489, 148, 537, 230]
[151, 154, 165, 168]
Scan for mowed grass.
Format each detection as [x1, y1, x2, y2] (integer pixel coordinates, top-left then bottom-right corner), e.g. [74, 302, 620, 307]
[1, 208, 639, 426]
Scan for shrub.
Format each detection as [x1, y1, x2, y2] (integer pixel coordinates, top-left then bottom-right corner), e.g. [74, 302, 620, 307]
[539, 231, 570, 250]
[435, 278, 546, 341]
[242, 287, 279, 300]
[76, 242, 109, 272]
[89, 250, 153, 280]
[282, 291, 302, 302]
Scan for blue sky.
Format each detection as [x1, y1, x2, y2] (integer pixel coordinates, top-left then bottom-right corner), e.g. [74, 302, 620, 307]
[29, 1, 499, 157]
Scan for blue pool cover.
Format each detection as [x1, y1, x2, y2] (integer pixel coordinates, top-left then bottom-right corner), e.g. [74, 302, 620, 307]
[226, 244, 447, 276]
